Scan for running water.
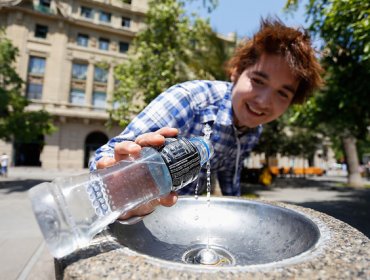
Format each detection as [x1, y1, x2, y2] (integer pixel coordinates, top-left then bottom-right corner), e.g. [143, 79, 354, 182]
[202, 124, 213, 247]
[192, 124, 220, 265]
[205, 160, 211, 250]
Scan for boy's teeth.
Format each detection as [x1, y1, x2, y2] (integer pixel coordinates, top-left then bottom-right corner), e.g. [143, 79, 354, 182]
[248, 104, 263, 115]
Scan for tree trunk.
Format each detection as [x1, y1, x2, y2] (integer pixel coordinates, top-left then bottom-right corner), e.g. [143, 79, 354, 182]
[342, 135, 363, 188]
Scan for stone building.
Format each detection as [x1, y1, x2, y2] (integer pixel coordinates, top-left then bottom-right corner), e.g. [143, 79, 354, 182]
[0, 0, 148, 169]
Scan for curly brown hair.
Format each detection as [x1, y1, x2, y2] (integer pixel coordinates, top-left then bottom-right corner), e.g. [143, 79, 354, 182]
[227, 18, 324, 104]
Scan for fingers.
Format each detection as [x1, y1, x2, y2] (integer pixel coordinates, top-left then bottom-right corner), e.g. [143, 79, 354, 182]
[119, 198, 160, 220]
[96, 157, 116, 169]
[118, 192, 178, 220]
[135, 127, 178, 147]
[155, 127, 179, 137]
[159, 191, 178, 207]
[97, 140, 143, 169]
[113, 128, 178, 160]
[135, 133, 165, 147]
[114, 141, 141, 161]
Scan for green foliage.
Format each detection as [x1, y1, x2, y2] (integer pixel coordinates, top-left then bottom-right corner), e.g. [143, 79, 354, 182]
[0, 31, 54, 142]
[186, 18, 235, 81]
[254, 110, 324, 166]
[285, 0, 370, 140]
[253, 117, 289, 160]
[110, 0, 232, 127]
[285, 0, 369, 185]
[282, 127, 322, 161]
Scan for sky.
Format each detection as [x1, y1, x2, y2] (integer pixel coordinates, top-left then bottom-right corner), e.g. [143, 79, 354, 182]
[185, 0, 310, 39]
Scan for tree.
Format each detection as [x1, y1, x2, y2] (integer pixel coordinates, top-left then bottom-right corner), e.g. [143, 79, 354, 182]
[253, 117, 289, 166]
[0, 31, 54, 143]
[285, 0, 370, 187]
[110, 0, 233, 127]
[253, 111, 324, 169]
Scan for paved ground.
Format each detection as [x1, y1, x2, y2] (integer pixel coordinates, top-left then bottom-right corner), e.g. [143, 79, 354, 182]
[242, 176, 370, 238]
[0, 167, 369, 279]
[0, 168, 84, 280]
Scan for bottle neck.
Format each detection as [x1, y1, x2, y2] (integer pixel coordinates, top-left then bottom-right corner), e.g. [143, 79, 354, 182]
[159, 137, 212, 191]
[189, 137, 213, 166]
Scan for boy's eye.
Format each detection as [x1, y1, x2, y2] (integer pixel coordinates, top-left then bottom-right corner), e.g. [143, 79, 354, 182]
[278, 90, 290, 99]
[251, 78, 264, 85]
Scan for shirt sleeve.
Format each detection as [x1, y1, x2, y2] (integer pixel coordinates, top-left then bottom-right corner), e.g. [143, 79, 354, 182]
[89, 84, 195, 171]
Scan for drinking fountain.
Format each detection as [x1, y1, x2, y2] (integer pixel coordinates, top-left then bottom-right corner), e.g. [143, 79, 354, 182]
[56, 197, 370, 279]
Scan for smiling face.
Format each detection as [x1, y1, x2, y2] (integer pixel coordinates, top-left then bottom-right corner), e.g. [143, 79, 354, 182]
[231, 53, 299, 128]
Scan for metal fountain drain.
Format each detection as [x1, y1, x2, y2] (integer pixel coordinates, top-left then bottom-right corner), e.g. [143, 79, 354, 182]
[182, 245, 235, 266]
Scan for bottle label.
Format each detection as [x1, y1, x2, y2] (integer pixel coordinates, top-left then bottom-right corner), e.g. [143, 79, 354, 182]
[159, 137, 201, 191]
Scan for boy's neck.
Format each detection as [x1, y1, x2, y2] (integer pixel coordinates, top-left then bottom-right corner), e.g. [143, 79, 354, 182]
[233, 124, 258, 135]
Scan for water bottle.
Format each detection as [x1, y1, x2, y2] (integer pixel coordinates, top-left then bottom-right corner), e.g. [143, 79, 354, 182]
[28, 136, 213, 258]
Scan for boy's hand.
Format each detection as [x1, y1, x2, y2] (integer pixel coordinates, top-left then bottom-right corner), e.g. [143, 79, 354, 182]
[96, 127, 179, 221]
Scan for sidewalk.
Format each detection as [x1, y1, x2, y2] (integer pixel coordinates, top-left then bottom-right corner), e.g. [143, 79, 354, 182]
[243, 176, 370, 238]
[1, 168, 369, 279]
[4, 166, 87, 181]
[0, 167, 85, 280]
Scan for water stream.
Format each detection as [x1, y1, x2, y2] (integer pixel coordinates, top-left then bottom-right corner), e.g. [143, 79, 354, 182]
[191, 124, 221, 265]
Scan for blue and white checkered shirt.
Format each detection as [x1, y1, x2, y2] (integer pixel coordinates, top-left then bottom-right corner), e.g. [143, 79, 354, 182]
[91, 80, 262, 196]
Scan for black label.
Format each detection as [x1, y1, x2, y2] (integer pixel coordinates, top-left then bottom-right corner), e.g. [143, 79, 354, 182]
[159, 137, 201, 191]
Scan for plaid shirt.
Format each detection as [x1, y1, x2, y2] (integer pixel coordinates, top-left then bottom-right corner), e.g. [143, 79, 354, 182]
[91, 80, 262, 196]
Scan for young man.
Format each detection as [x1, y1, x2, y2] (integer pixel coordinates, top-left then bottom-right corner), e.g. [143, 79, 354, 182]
[90, 18, 323, 221]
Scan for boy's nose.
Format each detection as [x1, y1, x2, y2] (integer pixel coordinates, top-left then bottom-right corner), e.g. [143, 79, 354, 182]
[255, 89, 273, 109]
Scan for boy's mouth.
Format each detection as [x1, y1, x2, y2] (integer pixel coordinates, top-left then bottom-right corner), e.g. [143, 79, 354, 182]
[246, 103, 265, 116]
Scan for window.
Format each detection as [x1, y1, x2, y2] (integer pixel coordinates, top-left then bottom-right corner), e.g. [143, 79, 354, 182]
[72, 63, 88, 80]
[35, 24, 48, 39]
[70, 89, 85, 105]
[40, 0, 50, 8]
[99, 11, 111, 23]
[26, 83, 43, 100]
[94, 66, 108, 83]
[26, 56, 46, 100]
[35, 0, 51, 13]
[28, 56, 46, 75]
[80, 6, 93, 19]
[121, 17, 131, 28]
[122, 0, 132, 4]
[98, 38, 110, 51]
[119, 42, 129, 53]
[92, 91, 106, 109]
[77, 34, 89, 47]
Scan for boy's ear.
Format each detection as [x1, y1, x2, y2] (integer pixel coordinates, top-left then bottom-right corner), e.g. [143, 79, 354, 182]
[230, 68, 238, 82]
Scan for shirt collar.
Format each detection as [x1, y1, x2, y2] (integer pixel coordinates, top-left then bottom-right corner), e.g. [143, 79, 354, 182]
[215, 82, 234, 126]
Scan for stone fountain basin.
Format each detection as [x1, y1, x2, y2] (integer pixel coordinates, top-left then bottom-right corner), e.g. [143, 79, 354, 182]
[110, 197, 320, 266]
[57, 198, 370, 279]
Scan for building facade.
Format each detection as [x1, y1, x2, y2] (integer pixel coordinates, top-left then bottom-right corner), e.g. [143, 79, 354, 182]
[0, 0, 148, 169]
